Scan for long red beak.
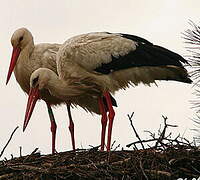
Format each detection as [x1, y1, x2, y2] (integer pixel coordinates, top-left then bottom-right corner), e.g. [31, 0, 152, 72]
[23, 87, 40, 132]
[6, 47, 21, 85]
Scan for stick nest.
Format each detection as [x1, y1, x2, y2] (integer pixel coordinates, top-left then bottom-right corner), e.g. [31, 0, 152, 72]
[1, 114, 200, 179]
[0, 143, 200, 179]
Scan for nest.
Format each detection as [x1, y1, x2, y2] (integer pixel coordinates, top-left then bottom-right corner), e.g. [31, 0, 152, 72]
[0, 146, 200, 180]
[1, 114, 200, 180]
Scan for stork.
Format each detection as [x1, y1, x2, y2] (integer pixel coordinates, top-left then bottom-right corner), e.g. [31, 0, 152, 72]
[6, 28, 101, 153]
[6, 28, 71, 154]
[23, 32, 192, 151]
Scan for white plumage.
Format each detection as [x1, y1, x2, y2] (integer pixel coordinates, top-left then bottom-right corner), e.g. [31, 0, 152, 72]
[7, 28, 74, 153]
[7, 28, 117, 153]
[24, 31, 191, 151]
[57, 32, 136, 72]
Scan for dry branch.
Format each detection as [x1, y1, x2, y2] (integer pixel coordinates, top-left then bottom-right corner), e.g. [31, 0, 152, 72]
[127, 112, 145, 149]
[0, 126, 19, 158]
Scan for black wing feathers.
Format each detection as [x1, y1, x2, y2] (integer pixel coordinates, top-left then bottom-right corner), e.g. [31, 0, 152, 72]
[94, 33, 189, 74]
[120, 33, 153, 45]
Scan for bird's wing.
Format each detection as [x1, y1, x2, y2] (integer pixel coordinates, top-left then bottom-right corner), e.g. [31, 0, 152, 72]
[58, 32, 188, 76]
[32, 43, 60, 73]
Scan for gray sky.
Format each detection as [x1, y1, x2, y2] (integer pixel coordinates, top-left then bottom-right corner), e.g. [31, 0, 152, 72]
[1, 0, 199, 159]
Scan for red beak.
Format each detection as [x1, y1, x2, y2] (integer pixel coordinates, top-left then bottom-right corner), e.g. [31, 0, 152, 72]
[23, 87, 40, 132]
[6, 47, 21, 85]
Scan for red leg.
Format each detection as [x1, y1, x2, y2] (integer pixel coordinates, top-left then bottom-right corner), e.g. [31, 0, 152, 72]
[98, 97, 108, 151]
[46, 103, 57, 154]
[67, 104, 75, 151]
[103, 92, 115, 151]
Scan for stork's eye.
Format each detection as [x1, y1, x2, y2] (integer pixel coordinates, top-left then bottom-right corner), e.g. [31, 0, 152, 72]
[19, 36, 23, 42]
[32, 76, 39, 86]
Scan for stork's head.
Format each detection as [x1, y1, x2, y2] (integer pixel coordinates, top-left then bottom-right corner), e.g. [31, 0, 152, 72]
[30, 68, 53, 90]
[6, 28, 34, 84]
[23, 68, 55, 132]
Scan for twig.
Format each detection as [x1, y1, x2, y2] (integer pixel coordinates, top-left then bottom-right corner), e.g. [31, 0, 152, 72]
[111, 157, 131, 166]
[154, 116, 168, 148]
[113, 143, 120, 151]
[55, 157, 131, 170]
[126, 139, 156, 148]
[144, 169, 171, 177]
[0, 173, 14, 179]
[88, 145, 100, 152]
[139, 160, 149, 180]
[0, 126, 19, 158]
[165, 132, 172, 139]
[111, 140, 116, 150]
[154, 116, 177, 148]
[110, 140, 120, 151]
[126, 136, 193, 149]
[19, 146, 22, 157]
[9, 164, 48, 173]
[127, 112, 145, 149]
[30, 148, 39, 155]
[144, 130, 156, 138]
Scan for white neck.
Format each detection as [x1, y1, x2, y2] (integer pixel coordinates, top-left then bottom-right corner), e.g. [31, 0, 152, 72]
[19, 41, 34, 63]
[13, 41, 35, 93]
[47, 74, 83, 101]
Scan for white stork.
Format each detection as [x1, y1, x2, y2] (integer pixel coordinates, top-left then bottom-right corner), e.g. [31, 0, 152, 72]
[6, 28, 99, 153]
[6, 28, 68, 154]
[6, 28, 116, 153]
[23, 32, 192, 151]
